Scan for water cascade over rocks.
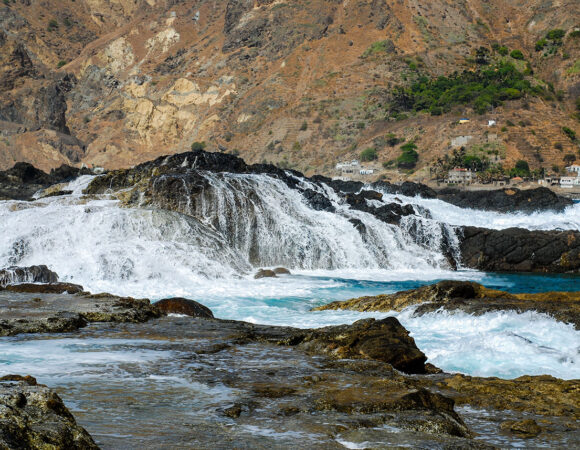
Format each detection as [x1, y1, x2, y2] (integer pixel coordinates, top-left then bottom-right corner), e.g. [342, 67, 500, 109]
[83, 151, 462, 275]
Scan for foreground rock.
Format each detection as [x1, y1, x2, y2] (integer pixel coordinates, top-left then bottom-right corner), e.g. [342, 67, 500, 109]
[458, 226, 580, 273]
[314, 280, 580, 328]
[0, 265, 59, 287]
[0, 375, 98, 449]
[0, 288, 160, 336]
[0, 162, 92, 201]
[278, 317, 428, 374]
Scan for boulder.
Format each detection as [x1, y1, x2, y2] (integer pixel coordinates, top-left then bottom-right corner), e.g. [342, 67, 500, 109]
[0, 265, 59, 287]
[273, 267, 291, 275]
[0, 377, 99, 449]
[254, 269, 277, 279]
[156, 298, 214, 318]
[281, 317, 428, 374]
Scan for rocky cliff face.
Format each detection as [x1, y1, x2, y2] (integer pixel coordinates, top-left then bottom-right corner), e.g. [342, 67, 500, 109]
[0, 0, 578, 176]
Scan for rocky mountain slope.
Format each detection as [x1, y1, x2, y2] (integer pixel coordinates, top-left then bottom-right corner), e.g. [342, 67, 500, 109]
[1, 0, 579, 178]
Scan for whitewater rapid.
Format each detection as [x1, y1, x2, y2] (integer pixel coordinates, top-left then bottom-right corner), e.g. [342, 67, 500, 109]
[0, 174, 579, 379]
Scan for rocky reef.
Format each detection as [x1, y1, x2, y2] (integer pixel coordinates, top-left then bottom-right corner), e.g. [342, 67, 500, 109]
[0, 375, 98, 449]
[314, 280, 580, 329]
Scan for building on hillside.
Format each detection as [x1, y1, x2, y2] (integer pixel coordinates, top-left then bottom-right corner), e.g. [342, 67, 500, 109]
[447, 168, 474, 184]
[565, 164, 580, 174]
[458, 118, 470, 124]
[560, 176, 580, 188]
[487, 120, 497, 127]
[335, 160, 360, 176]
[359, 168, 374, 175]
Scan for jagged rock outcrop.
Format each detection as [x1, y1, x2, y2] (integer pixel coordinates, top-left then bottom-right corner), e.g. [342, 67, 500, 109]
[314, 280, 580, 328]
[0, 162, 92, 200]
[0, 265, 59, 287]
[0, 375, 98, 449]
[280, 317, 429, 374]
[437, 187, 573, 213]
[459, 226, 580, 273]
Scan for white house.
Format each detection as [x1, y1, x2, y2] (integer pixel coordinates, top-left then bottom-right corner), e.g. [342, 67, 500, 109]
[359, 169, 374, 175]
[560, 177, 580, 188]
[565, 165, 580, 174]
[487, 120, 497, 127]
[447, 168, 474, 183]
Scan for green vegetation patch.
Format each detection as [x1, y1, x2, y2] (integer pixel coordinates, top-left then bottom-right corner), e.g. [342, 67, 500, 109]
[396, 142, 418, 169]
[389, 61, 544, 115]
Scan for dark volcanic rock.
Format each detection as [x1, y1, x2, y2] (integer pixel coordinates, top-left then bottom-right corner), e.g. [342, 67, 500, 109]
[302, 188, 335, 212]
[280, 317, 428, 374]
[437, 187, 572, 213]
[0, 265, 59, 287]
[0, 162, 90, 200]
[459, 226, 580, 273]
[156, 297, 214, 318]
[0, 378, 99, 449]
[372, 180, 437, 199]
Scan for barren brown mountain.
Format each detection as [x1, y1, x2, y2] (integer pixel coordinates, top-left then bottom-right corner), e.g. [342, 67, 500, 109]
[1, 0, 579, 179]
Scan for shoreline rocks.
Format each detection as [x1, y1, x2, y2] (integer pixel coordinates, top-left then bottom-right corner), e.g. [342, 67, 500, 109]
[0, 287, 160, 337]
[314, 280, 580, 328]
[0, 376, 98, 449]
[458, 226, 580, 273]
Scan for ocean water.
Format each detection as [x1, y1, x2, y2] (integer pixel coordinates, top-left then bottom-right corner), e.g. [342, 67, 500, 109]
[0, 174, 578, 380]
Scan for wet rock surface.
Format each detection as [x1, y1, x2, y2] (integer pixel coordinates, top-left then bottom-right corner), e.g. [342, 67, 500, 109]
[459, 226, 580, 273]
[436, 186, 573, 213]
[0, 376, 98, 449]
[4, 316, 575, 449]
[0, 289, 160, 336]
[0, 265, 59, 287]
[0, 291, 578, 448]
[314, 280, 580, 329]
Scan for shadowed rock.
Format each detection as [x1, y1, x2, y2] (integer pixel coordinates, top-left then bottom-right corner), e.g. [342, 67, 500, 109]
[254, 269, 277, 279]
[156, 297, 214, 318]
[0, 377, 99, 449]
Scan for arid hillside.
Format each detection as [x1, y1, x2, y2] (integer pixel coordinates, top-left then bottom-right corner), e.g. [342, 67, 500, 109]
[1, 0, 579, 179]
